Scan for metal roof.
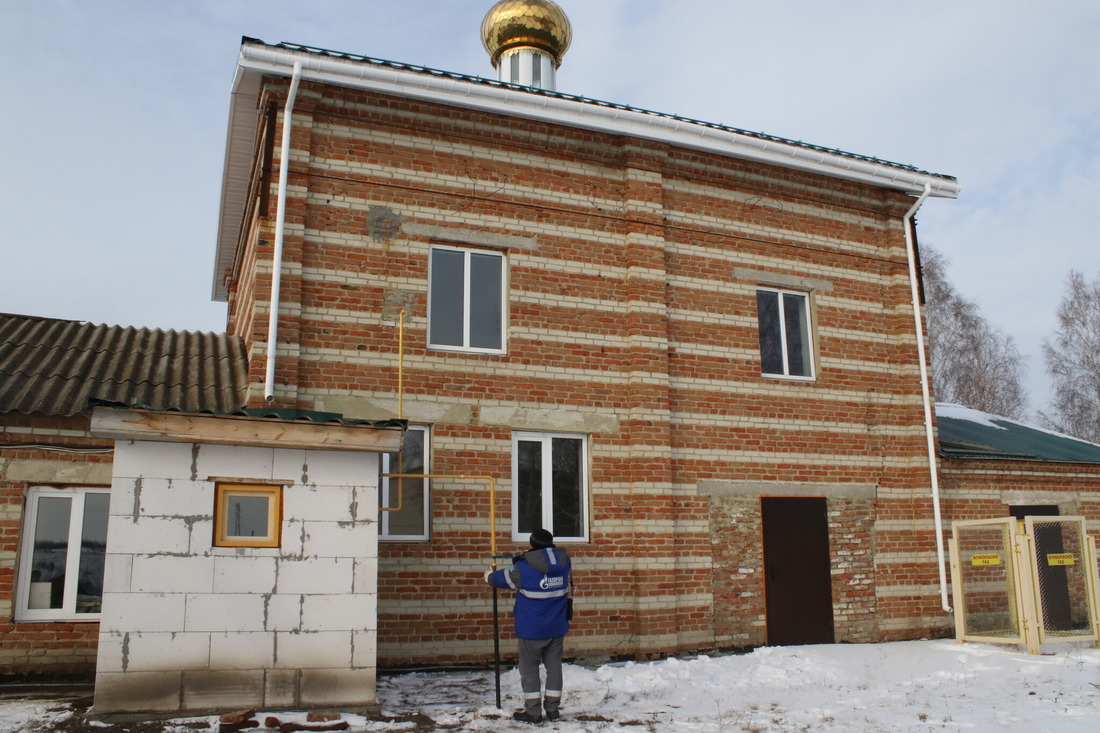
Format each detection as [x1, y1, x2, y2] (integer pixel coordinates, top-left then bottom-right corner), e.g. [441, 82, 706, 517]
[936, 404, 1100, 464]
[0, 313, 249, 417]
[213, 37, 960, 301]
[250, 39, 955, 180]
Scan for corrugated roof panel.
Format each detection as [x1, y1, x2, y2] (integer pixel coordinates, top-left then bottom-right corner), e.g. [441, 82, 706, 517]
[0, 313, 248, 417]
[937, 404, 1100, 464]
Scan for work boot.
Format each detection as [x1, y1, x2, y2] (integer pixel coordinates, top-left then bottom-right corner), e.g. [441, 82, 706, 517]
[513, 708, 542, 724]
[544, 696, 561, 721]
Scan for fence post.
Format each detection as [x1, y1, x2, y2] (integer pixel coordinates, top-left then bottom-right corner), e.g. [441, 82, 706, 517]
[1014, 533, 1042, 655]
[1088, 537, 1100, 648]
[948, 536, 966, 642]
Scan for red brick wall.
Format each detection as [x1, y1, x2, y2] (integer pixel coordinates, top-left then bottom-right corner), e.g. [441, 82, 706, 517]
[940, 456, 1100, 542]
[0, 414, 111, 675]
[223, 77, 960, 663]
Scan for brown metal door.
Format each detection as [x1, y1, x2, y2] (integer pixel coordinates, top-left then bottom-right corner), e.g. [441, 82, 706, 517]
[762, 497, 835, 645]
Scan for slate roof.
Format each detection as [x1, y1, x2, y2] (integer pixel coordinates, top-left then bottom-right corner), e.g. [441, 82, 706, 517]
[936, 403, 1100, 464]
[0, 313, 248, 417]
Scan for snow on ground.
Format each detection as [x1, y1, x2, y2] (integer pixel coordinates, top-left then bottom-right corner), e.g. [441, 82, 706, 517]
[1, 640, 1098, 732]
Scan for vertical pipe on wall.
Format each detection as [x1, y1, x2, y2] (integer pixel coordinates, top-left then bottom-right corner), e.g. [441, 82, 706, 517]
[264, 62, 303, 401]
[398, 309, 405, 419]
[903, 183, 952, 612]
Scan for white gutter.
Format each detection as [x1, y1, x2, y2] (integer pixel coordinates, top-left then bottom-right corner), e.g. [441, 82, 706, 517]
[241, 46, 961, 197]
[902, 182, 951, 613]
[263, 61, 302, 402]
[214, 46, 960, 299]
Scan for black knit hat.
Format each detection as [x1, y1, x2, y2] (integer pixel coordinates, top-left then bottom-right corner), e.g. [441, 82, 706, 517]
[529, 528, 555, 549]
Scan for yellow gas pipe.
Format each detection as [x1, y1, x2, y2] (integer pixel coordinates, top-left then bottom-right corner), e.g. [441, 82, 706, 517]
[378, 308, 506, 706]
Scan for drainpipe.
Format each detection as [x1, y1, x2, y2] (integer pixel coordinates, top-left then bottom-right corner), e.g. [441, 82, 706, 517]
[264, 62, 302, 402]
[902, 182, 951, 613]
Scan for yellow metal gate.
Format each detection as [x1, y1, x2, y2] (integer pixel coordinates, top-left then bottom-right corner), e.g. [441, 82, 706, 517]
[949, 516, 1100, 654]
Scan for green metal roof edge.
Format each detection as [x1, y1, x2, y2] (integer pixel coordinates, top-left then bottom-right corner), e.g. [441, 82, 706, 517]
[91, 400, 406, 430]
[238, 406, 406, 428]
[937, 413, 1100, 465]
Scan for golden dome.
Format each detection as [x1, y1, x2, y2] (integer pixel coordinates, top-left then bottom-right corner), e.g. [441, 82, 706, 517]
[481, 0, 573, 68]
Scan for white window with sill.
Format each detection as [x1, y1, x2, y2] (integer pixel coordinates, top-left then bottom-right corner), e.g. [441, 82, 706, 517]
[428, 245, 506, 353]
[512, 432, 589, 543]
[16, 486, 109, 621]
[756, 287, 815, 379]
[380, 425, 430, 541]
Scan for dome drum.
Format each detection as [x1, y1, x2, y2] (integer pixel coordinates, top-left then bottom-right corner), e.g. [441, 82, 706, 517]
[481, 0, 572, 89]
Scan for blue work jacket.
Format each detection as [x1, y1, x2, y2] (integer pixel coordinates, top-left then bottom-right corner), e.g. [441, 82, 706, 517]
[488, 546, 571, 639]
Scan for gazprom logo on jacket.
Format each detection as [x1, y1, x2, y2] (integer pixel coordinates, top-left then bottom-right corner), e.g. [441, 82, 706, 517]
[539, 575, 565, 591]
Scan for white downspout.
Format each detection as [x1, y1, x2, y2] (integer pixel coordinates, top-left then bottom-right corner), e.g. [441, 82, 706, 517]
[264, 62, 302, 402]
[902, 182, 951, 612]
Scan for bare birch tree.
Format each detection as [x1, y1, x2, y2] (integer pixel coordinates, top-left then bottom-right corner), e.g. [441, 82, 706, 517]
[1040, 270, 1100, 443]
[922, 247, 1028, 419]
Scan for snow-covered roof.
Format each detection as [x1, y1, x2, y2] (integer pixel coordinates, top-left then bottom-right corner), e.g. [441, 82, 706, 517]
[935, 402, 1100, 463]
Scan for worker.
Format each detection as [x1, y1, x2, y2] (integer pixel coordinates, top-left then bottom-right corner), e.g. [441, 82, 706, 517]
[485, 528, 572, 723]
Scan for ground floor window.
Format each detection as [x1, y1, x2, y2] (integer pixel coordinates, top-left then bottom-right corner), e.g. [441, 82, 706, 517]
[512, 432, 588, 542]
[16, 486, 109, 621]
[380, 425, 430, 540]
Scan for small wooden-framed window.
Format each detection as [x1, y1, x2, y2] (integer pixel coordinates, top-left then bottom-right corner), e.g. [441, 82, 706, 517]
[214, 483, 283, 548]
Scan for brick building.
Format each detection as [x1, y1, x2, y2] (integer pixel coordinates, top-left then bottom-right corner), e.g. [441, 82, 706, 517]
[937, 403, 1100, 530]
[211, 6, 966, 665]
[0, 314, 404, 717]
[0, 316, 247, 677]
[4, 0, 1100, 714]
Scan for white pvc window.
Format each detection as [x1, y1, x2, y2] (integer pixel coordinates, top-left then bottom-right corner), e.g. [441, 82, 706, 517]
[512, 432, 589, 543]
[428, 245, 506, 353]
[16, 487, 109, 621]
[757, 288, 815, 379]
[380, 425, 430, 541]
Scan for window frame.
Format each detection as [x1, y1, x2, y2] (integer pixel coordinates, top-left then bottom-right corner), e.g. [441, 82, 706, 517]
[511, 431, 590, 544]
[15, 486, 110, 622]
[427, 244, 507, 354]
[379, 425, 431, 541]
[213, 482, 283, 549]
[756, 286, 816, 380]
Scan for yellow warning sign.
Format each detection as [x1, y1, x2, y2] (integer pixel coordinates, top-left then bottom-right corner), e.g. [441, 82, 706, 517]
[1047, 553, 1076, 566]
[971, 554, 1001, 566]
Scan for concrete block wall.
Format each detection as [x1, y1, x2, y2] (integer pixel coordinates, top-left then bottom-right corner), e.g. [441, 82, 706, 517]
[0, 413, 112, 675]
[93, 439, 380, 717]
[224, 78, 951, 663]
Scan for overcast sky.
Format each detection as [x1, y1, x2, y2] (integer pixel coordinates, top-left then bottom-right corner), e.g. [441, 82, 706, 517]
[3, 0, 1097, 415]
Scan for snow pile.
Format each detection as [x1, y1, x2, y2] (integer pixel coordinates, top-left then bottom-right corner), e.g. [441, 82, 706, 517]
[1, 640, 1098, 732]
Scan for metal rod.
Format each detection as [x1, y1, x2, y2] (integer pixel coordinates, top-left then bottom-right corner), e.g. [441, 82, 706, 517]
[380, 472, 503, 704]
[397, 309, 405, 420]
[492, 557, 502, 709]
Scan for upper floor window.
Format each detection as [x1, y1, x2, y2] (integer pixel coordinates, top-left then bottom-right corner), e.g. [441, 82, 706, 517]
[512, 432, 589, 543]
[757, 287, 814, 379]
[380, 425, 430, 541]
[16, 486, 109, 621]
[428, 245, 506, 353]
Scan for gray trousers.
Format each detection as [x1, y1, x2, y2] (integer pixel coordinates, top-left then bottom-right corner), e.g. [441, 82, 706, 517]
[517, 636, 564, 714]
